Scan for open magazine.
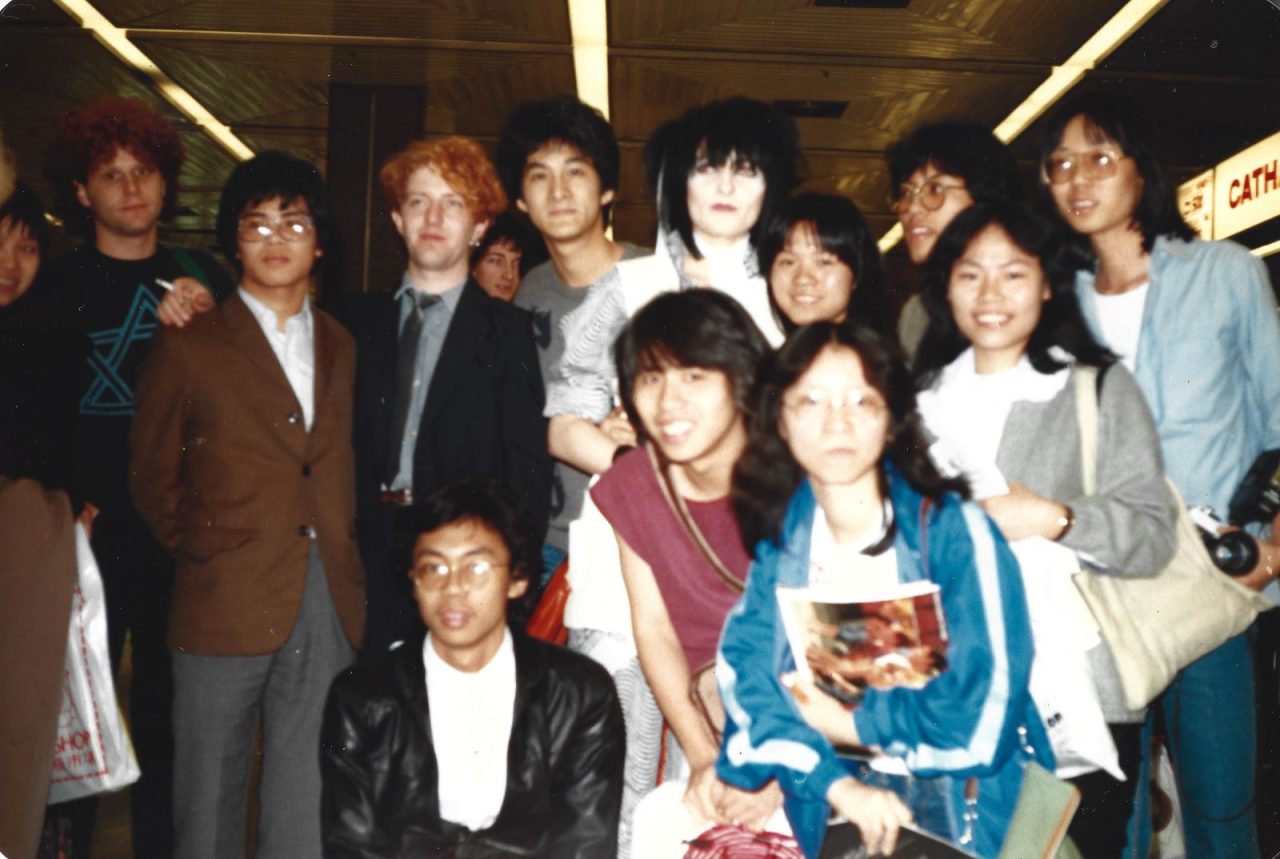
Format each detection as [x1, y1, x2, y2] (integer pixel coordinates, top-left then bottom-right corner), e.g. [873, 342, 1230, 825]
[776, 580, 948, 707]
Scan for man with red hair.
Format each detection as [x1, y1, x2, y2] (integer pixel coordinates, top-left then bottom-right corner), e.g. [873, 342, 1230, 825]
[332, 136, 550, 656]
[39, 95, 233, 857]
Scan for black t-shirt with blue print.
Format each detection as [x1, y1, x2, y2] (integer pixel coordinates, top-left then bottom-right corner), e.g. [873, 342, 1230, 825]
[35, 243, 234, 509]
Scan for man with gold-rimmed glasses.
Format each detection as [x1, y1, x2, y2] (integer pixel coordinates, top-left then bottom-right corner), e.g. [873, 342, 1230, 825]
[884, 121, 1021, 358]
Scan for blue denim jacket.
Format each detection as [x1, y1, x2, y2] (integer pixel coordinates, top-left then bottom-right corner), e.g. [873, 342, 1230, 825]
[1074, 236, 1280, 521]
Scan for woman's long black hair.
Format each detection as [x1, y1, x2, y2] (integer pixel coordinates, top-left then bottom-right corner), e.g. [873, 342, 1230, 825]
[1039, 92, 1195, 252]
[757, 192, 891, 335]
[733, 322, 967, 552]
[913, 201, 1114, 390]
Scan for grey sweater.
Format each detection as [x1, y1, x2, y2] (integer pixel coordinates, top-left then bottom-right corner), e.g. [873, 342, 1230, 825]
[995, 363, 1178, 722]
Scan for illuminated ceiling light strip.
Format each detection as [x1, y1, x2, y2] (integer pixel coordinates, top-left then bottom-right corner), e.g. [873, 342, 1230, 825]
[51, 0, 254, 161]
[993, 0, 1167, 143]
[879, 0, 1168, 253]
[1253, 239, 1280, 258]
[876, 223, 903, 254]
[568, 0, 610, 121]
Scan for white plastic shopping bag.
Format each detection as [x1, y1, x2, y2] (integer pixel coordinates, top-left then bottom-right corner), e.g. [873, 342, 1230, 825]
[47, 523, 140, 804]
[1014, 537, 1122, 780]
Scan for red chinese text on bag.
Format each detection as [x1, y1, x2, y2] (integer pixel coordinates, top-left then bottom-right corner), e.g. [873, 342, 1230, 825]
[47, 523, 140, 804]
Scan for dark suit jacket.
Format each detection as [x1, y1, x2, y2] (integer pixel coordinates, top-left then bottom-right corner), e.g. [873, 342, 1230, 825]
[332, 279, 551, 542]
[130, 293, 365, 655]
[320, 631, 624, 858]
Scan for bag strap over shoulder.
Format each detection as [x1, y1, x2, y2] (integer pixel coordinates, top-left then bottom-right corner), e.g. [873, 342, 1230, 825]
[1072, 366, 1100, 497]
[646, 444, 745, 593]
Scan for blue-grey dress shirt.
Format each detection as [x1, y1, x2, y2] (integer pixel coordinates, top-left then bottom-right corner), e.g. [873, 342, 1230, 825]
[388, 276, 465, 491]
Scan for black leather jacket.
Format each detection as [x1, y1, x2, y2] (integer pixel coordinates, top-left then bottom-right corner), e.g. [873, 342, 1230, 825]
[320, 631, 623, 858]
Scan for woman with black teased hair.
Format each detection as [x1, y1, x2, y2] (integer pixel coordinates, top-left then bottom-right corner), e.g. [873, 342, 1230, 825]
[645, 96, 802, 274]
[545, 97, 803, 474]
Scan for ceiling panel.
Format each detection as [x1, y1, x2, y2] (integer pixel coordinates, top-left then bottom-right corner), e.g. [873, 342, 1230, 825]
[610, 0, 1111, 64]
[609, 54, 1043, 150]
[97, 0, 571, 43]
[1103, 0, 1280, 81]
[0, 0, 1276, 256]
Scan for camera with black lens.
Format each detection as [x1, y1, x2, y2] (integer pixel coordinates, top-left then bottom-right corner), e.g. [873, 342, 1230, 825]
[1189, 507, 1258, 577]
[1186, 449, 1280, 577]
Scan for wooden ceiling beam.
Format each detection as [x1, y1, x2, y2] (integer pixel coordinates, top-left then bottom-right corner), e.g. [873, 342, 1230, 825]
[122, 27, 571, 53]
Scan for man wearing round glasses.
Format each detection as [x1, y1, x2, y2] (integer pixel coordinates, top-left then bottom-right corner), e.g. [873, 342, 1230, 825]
[321, 478, 624, 855]
[884, 122, 1021, 357]
[131, 151, 365, 859]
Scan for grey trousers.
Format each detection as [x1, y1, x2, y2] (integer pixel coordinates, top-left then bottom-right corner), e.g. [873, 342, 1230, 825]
[171, 544, 354, 859]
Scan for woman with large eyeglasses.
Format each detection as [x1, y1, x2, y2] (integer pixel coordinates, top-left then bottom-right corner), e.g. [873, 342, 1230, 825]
[1041, 92, 1280, 859]
[716, 322, 1051, 858]
[913, 200, 1177, 858]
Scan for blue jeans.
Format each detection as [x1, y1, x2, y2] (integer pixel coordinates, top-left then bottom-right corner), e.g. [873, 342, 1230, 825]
[1130, 633, 1259, 859]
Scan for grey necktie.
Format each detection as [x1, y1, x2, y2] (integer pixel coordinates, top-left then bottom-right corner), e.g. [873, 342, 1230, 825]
[386, 291, 440, 481]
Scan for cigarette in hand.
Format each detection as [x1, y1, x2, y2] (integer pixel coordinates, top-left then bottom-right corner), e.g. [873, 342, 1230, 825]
[155, 278, 176, 292]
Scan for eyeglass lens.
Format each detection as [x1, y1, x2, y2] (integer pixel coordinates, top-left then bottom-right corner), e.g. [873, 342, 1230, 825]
[238, 216, 315, 242]
[1043, 151, 1121, 184]
[414, 559, 501, 590]
[890, 181, 964, 213]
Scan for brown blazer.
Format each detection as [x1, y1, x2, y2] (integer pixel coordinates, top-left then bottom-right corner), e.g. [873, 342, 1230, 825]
[0, 479, 76, 859]
[130, 293, 365, 655]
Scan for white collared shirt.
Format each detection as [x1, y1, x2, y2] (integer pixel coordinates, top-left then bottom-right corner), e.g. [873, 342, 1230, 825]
[239, 287, 315, 429]
[423, 628, 517, 832]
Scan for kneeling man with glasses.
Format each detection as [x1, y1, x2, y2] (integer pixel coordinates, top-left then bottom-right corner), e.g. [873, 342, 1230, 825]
[320, 478, 624, 858]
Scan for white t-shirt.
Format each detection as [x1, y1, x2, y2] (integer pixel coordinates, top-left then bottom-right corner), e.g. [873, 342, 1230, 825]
[423, 629, 517, 832]
[1092, 283, 1149, 372]
[807, 501, 899, 592]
